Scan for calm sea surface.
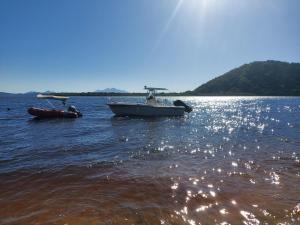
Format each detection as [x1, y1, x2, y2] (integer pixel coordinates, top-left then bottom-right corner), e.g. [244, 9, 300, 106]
[0, 96, 299, 225]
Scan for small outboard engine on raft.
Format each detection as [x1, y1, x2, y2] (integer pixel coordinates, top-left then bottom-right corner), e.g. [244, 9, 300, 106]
[68, 105, 82, 117]
[173, 100, 193, 113]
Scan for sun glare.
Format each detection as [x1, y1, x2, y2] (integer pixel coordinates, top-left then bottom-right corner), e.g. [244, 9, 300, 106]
[151, 0, 222, 55]
[185, 0, 219, 13]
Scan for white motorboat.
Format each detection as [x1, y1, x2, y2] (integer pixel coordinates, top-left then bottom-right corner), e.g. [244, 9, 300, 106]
[107, 86, 192, 117]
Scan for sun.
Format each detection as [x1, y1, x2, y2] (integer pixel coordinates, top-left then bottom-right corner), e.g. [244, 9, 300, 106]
[152, 0, 219, 53]
[184, 0, 218, 13]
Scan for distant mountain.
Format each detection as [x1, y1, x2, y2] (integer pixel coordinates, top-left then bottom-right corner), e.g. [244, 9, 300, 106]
[192, 60, 300, 96]
[95, 88, 127, 93]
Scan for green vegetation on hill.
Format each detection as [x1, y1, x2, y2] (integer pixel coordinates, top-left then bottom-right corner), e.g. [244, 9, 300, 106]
[192, 60, 300, 96]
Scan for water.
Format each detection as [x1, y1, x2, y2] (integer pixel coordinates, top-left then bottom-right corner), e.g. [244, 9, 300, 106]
[0, 96, 299, 224]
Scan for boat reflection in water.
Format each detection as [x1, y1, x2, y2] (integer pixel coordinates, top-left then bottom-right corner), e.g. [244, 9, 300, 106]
[108, 86, 192, 117]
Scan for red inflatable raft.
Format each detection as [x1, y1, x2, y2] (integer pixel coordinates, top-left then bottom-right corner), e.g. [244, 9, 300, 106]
[28, 107, 80, 119]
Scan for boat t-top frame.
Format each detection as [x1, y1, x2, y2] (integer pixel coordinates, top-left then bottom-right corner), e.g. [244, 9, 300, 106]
[144, 86, 167, 96]
[144, 86, 168, 105]
[37, 94, 69, 107]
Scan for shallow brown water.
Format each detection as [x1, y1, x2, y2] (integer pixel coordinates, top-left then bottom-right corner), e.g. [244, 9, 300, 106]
[1, 161, 300, 225]
[0, 97, 300, 224]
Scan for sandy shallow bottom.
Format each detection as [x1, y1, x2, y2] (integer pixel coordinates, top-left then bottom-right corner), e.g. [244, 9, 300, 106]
[1, 160, 299, 225]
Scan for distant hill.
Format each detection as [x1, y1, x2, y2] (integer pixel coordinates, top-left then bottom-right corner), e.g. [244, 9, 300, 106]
[192, 60, 300, 96]
[95, 88, 127, 93]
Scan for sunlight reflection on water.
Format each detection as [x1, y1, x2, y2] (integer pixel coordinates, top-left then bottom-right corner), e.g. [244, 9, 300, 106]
[0, 96, 299, 224]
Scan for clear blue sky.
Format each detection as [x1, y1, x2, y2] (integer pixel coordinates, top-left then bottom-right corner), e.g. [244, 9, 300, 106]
[1, 0, 300, 93]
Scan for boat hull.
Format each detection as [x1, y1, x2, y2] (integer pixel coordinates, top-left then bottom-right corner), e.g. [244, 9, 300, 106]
[28, 107, 79, 119]
[107, 103, 185, 117]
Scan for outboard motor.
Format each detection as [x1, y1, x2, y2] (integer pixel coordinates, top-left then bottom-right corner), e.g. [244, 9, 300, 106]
[173, 100, 193, 113]
[68, 105, 82, 117]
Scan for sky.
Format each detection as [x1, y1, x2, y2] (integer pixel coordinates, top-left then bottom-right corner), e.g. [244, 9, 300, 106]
[0, 0, 300, 93]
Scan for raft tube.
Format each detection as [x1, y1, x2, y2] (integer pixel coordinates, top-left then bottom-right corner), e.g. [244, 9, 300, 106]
[28, 107, 80, 119]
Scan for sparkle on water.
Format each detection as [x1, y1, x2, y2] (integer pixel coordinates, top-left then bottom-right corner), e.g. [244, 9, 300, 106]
[0, 96, 299, 224]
